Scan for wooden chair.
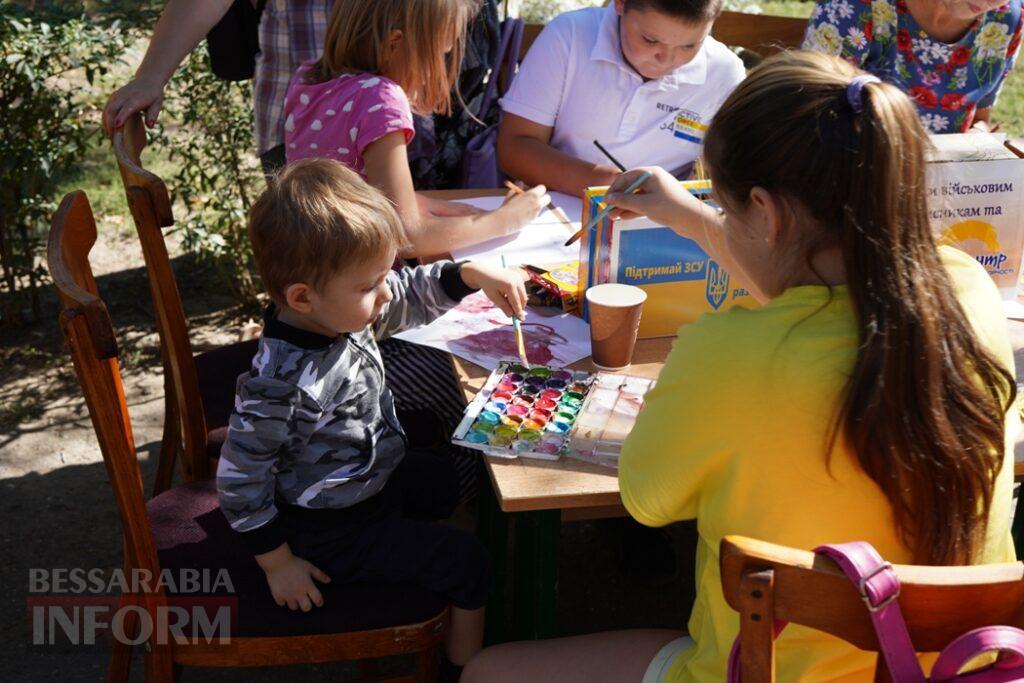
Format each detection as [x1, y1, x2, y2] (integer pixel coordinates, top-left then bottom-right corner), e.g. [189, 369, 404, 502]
[520, 11, 807, 61]
[48, 190, 447, 683]
[720, 535, 1024, 682]
[112, 112, 258, 494]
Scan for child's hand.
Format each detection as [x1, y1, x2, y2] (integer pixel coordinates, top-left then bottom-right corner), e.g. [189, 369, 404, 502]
[460, 262, 529, 320]
[605, 167, 712, 239]
[255, 543, 331, 612]
[416, 193, 486, 218]
[497, 184, 549, 234]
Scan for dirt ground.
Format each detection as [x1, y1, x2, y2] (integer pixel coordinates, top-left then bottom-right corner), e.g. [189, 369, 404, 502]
[0, 226, 697, 681]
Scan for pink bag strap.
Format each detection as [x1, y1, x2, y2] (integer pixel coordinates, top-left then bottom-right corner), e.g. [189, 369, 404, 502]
[815, 542, 927, 683]
[930, 627, 1024, 682]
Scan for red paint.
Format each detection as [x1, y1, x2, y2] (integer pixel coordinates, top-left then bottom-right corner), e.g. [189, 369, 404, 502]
[452, 321, 569, 367]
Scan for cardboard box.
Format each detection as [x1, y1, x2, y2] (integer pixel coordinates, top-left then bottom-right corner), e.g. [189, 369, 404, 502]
[578, 180, 758, 338]
[928, 133, 1024, 300]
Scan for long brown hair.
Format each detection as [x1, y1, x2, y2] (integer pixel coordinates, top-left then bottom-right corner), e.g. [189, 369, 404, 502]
[703, 51, 1015, 565]
[309, 0, 480, 116]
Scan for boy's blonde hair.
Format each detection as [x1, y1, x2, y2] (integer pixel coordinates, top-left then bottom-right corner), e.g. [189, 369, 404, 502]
[309, 0, 481, 116]
[248, 159, 408, 304]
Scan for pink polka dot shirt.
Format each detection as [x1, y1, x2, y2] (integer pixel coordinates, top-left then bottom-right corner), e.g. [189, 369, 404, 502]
[283, 62, 415, 176]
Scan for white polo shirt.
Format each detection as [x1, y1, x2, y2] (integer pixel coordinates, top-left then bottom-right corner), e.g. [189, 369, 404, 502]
[501, 5, 746, 175]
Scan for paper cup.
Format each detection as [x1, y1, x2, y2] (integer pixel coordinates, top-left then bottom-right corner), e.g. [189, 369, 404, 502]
[585, 284, 647, 371]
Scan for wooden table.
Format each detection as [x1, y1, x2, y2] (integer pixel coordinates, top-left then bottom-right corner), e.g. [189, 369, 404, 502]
[451, 337, 672, 642]
[429, 188, 1024, 642]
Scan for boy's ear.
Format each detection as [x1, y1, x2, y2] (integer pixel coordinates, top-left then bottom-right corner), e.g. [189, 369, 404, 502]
[283, 282, 315, 314]
[613, 0, 626, 16]
[748, 186, 783, 248]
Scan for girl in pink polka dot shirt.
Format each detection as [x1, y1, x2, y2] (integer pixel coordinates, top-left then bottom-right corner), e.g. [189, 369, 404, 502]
[283, 0, 548, 258]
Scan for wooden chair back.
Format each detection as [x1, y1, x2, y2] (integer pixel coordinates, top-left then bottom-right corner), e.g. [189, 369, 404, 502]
[113, 113, 210, 485]
[47, 189, 170, 621]
[519, 11, 807, 61]
[720, 535, 1024, 682]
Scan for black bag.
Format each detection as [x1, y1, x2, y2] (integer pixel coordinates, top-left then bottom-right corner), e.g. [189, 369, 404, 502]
[206, 0, 267, 81]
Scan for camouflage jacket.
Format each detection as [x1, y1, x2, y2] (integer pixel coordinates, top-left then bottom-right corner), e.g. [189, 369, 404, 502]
[216, 262, 474, 554]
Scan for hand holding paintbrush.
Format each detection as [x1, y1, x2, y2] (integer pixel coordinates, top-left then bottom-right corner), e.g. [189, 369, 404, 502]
[563, 170, 653, 247]
[497, 254, 530, 367]
[503, 180, 575, 235]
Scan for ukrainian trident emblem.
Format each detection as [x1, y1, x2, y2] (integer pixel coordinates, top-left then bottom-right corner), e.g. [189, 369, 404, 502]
[705, 260, 729, 310]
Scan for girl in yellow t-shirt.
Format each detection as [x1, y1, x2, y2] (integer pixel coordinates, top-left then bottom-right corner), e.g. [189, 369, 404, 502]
[463, 51, 1018, 683]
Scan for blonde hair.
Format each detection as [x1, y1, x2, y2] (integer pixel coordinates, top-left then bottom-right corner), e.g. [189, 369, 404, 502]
[704, 51, 1015, 566]
[248, 159, 408, 304]
[309, 0, 480, 116]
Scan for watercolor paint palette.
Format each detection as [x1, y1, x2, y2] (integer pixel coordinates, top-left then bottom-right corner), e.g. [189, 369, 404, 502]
[451, 362, 655, 464]
[451, 362, 597, 460]
[564, 374, 656, 469]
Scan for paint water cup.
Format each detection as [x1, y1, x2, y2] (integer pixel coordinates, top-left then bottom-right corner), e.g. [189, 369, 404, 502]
[585, 283, 647, 371]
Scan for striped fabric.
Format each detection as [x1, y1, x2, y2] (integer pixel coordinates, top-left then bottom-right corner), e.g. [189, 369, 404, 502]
[254, 0, 332, 155]
[379, 339, 478, 502]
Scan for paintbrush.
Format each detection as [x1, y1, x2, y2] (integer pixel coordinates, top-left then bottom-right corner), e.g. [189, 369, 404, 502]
[500, 254, 529, 367]
[563, 170, 653, 248]
[503, 179, 575, 234]
[592, 139, 627, 172]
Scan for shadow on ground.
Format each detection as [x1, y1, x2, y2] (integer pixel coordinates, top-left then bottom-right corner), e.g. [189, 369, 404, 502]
[2, 446, 697, 681]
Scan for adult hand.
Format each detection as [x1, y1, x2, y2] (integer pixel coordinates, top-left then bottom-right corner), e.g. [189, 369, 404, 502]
[102, 77, 166, 137]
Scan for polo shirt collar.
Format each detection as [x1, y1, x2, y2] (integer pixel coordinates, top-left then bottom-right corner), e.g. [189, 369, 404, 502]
[589, 4, 709, 89]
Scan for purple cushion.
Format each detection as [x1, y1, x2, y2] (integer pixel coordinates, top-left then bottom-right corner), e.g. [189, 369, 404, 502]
[147, 480, 447, 638]
[193, 339, 258, 461]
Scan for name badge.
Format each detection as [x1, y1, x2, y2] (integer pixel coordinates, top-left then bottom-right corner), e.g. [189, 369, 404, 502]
[673, 114, 707, 144]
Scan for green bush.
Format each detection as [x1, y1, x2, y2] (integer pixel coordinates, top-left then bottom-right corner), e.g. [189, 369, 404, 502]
[0, 10, 128, 325]
[158, 46, 263, 304]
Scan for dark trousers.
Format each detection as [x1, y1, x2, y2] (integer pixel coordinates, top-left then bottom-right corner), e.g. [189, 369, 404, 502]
[278, 449, 490, 610]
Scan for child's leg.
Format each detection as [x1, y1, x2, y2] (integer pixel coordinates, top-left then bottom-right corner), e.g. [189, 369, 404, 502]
[447, 605, 486, 665]
[462, 630, 688, 683]
[306, 512, 491, 651]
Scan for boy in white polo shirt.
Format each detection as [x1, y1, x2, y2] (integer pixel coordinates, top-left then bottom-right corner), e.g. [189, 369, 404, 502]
[497, 0, 744, 197]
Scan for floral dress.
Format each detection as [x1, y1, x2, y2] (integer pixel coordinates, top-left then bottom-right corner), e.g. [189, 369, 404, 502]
[803, 0, 1023, 133]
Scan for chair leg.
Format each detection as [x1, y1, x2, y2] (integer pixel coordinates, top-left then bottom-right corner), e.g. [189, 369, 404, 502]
[143, 643, 176, 683]
[414, 644, 438, 683]
[738, 569, 776, 683]
[359, 659, 382, 680]
[107, 596, 136, 683]
[152, 376, 180, 496]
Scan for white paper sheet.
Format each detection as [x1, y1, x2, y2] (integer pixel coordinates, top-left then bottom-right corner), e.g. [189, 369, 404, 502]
[394, 290, 592, 369]
[449, 191, 583, 267]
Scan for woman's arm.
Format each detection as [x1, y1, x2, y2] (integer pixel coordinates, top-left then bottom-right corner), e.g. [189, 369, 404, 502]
[363, 132, 548, 257]
[605, 167, 770, 303]
[103, 0, 235, 134]
[497, 113, 620, 197]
